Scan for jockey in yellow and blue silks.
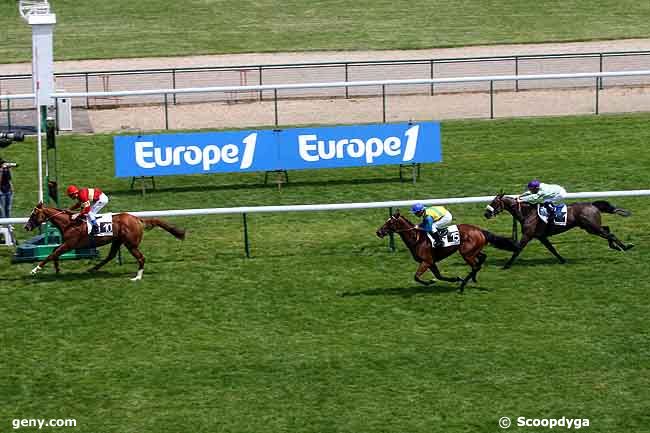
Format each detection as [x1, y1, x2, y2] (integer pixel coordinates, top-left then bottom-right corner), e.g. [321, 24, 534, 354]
[411, 203, 453, 248]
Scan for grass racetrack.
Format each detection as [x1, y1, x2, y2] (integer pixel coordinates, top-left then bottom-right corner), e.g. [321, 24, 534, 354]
[2, 0, 650, 62]
[0, 114, 649, 432]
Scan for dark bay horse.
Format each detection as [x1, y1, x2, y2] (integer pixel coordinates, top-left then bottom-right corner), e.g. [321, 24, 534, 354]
[24, 203, 185, 280]
[376, 212, 518, 292]
[484, 194, 633, 268]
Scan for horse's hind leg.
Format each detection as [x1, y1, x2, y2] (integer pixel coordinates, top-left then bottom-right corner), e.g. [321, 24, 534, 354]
[89, 240, 122, 272]
[125, 244, 145, 281]
[602, 226, 634, 251]
[606, 231, 634, 251]
[459, 253, 483, 292]
[471, 252, 487, 283]
[581, 219, 634, 252]
[430, 263, 462, 283]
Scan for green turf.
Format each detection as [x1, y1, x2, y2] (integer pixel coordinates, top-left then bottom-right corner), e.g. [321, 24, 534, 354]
[2, 0, 650, 62]
[1, 114, 649, 433]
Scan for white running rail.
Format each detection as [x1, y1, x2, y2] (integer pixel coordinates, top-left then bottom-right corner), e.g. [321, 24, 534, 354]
[2, 69, 648, 101]
[2, 189, 649, 225]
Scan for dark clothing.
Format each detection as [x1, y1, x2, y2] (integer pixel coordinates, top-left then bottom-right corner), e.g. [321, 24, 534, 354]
[0, 167, 11, 194]
[0, 167, 12, 218]
[0, 192, 12, 218]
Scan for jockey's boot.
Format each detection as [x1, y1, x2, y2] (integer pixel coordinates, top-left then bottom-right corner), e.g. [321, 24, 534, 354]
[90, 221, 99, 235]
[438, 227, 449, 240]
[431, 231, 444, 248]
[544, 203, 555, 223]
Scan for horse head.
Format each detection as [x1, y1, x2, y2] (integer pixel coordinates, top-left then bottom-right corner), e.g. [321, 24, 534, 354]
[376, 211, 413, 238]
[24, 202, 46, 231]
[484, 191, 506, 219]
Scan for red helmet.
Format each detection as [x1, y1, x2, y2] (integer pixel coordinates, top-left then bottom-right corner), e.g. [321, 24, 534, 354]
[66, 185, 79, 197]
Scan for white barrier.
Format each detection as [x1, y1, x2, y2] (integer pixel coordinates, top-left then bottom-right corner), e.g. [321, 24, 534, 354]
[2, 189, 649, 225]
[48, 69, 650, 99]
[2, 69, 649, 103]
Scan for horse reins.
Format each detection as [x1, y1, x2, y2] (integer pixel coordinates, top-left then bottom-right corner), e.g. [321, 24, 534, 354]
[41, 209, 69, 223]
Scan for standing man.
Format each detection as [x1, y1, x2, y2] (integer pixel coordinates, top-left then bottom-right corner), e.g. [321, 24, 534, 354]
[0, 158, 15, 219]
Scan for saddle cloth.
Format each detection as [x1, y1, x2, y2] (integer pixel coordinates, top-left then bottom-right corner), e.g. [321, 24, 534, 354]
[85, 213, 114, 236]
[537, 204, 567, 226]
[426, 225, 461, 248]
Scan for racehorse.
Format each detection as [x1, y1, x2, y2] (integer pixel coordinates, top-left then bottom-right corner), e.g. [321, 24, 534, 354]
[484, 193, 633, 269]
[376, 212, 518, 292]
[24, 203, 185, 280]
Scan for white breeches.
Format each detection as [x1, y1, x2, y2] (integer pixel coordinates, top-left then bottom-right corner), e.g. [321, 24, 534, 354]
[88, 193, 109, 222]
[431, 211, 453, 233]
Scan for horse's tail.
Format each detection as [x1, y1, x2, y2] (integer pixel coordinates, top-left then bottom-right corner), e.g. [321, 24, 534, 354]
[592, 200, 631, 217]
[141, 218, 186, 240]
[481, 230, 519, 252]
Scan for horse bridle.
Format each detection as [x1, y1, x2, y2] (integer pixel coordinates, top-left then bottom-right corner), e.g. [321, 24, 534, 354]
[388, 215, 419, 233]
[486, 202, 503, 216]
[389, 215, 417, 233]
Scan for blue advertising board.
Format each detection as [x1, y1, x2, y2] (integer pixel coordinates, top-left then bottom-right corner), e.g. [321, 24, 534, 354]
[113, 122, 441, 177]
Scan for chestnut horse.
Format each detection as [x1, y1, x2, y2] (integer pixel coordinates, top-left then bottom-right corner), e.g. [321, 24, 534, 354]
[376, 212, 518, 292]
[484, 193, 633, 269]
[24, 203, 185, 280]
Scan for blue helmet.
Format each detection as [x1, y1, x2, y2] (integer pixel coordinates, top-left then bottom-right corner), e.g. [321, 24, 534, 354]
[527, 179, 541, 189]
[411, 203, 425, 214]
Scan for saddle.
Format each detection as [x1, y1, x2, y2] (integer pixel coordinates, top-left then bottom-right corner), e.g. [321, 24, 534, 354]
[426, 225, 461, 248]
[537, 204, 567, 226]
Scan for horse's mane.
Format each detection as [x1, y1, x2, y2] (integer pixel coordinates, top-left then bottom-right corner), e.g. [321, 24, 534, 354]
[42, 206, 74, 215]
[499, 194, 535, 211]
[395, 214, 415, 227]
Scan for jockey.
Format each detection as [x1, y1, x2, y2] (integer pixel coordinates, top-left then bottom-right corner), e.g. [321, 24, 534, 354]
[66, 185, 109, 235]
[411, 203, 453, 248]
[517, 180, 567, 221]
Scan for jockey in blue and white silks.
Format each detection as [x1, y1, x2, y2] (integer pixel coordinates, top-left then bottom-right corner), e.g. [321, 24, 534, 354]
[411, 203, 453, 248]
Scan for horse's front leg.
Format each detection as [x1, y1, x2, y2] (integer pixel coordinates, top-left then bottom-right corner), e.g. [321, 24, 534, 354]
[503, 234, 532, 269]
[31, 243, 73, 275]
[414, 261, 434, 285]
[538, 236, 566, 264]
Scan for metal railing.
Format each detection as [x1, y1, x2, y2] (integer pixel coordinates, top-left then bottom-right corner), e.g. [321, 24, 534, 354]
[52, 69, 650, 126]
[3, 189, 649, 257]
[2, 49, 650, 110]
[4, 69, 650, 131]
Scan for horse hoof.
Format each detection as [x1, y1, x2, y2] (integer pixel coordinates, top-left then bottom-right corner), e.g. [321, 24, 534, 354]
[130, 269, 144, 281]
[624, 244, 635, 251]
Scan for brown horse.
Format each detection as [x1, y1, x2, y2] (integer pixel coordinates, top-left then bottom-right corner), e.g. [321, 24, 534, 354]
[376, 212, 518, 292]
[484, 193, 633, 269]
[24, 203, 185, 280]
